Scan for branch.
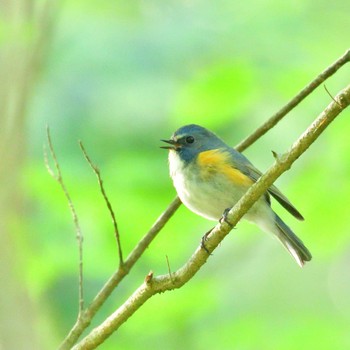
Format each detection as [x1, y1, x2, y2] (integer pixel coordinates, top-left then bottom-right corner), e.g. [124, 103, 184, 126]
[235, 48, 350, 152]
[58, 50, 350, 349]
[58, 196, 181, 350]
[72, 84, 350, 350]
[79, 141, 124, 266]
[44, 127, 85, 317]
[124, 49, 350, 270]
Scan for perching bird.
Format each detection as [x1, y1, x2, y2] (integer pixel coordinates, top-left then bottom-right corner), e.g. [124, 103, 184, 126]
[161, 124, 312, 267]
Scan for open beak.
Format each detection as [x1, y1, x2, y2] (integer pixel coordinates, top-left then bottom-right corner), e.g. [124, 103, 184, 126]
[160, 139, 179, 150]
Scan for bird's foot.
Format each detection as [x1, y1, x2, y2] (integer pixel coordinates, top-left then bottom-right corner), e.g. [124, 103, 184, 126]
[220, 207, 234, 228]
[201, 228, 213, 255]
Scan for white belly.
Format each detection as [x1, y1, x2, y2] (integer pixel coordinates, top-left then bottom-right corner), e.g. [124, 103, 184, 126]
[169, 151, 257, 221]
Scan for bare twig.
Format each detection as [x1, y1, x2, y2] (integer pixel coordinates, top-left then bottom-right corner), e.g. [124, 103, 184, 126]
[235, 48, 350, 152]
[59, 196, 181, 350]
[79, 141, 124, 266]
[45, 127, 85, 316]
[324, 84, 342, 107]
[165, 255, 174, 284]
[73, 83, 350, 350]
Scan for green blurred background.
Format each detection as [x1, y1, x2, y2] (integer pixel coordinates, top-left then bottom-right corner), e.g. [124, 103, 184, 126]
[1, 1, 350, 349]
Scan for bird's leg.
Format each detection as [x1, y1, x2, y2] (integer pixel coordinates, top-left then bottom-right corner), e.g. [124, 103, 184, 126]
[201, 208, 235, 254]
[201, 228, 213, 255]
[220, 207, 234, 228]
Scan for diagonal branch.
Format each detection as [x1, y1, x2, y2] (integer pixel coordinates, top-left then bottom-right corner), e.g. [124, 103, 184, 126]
[134, 49, 350, 265]
[58, 50, 350, 349]
[72, 83, 350, 350]
[79, 141, 124, 266]
[44, 127, 85, 317]
[235, 48, 350, 152]
[58, 196, 181, 350]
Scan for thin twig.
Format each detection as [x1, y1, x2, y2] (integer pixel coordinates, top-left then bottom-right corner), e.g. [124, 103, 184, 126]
[235, 48, 350, 152]
[79, 141, 124, 266]
[73, 83, 350, 350]
[165, 255, 174, 284]
[324, 84, 342, 107]
[45, 127, 85, 316]
[59, 196, 181, 350]
[43, 145, 57, 179]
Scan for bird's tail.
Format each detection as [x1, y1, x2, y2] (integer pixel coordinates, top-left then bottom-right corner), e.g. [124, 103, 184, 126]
[274, 214, 312, 267]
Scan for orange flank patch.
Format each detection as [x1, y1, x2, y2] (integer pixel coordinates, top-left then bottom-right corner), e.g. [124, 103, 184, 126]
[197, 149, 253, 186]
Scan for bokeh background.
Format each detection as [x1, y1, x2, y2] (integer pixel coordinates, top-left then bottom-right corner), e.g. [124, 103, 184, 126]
[1, 1, 350, 349]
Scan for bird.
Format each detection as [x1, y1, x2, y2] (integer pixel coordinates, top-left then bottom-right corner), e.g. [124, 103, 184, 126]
[161, 124, 312, 267]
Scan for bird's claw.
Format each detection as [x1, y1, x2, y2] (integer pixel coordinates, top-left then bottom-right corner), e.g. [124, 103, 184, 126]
[220, 208, 234, 228]
[201, 228, 213, 255]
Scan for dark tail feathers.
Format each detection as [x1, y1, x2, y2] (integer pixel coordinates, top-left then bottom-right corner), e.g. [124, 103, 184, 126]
[274, 214, 312, 267]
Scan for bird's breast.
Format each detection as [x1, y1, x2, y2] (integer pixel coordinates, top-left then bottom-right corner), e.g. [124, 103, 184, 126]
[168, 149, 254, 220]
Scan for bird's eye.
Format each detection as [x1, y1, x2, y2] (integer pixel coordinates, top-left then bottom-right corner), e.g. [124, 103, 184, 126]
[185, 136, 195, 144]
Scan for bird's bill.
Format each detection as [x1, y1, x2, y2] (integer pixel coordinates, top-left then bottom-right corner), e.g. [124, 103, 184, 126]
[160, 139, 179, 150]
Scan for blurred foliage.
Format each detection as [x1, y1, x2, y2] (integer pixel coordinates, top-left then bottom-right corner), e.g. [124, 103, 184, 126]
[2, 0, 350, 349]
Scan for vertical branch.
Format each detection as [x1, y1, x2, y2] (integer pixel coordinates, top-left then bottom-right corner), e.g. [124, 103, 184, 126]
[79, 141, 124, 266]
[45, 127, 85, 316]
[0, 1, 58, 348]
